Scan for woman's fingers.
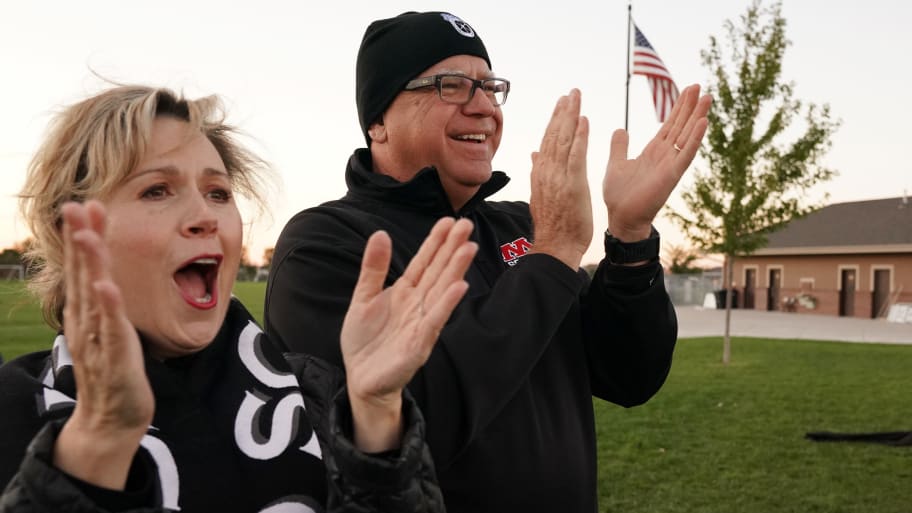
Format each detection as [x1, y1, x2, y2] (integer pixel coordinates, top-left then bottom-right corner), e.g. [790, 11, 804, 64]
[61, 203, 97, 350]
[421, 238, 477, 323]
[61, 205, 80, 338]
[399, 217, 455, 288]
[93, 280, 136, 360]
[416, 218, 474, 294]
[421, 241, 476, 332]
[72, 225, 107, 293]
[350, 230, 393, 307]
[86, 200, 107, 236]
[61, 201, 126, 358]
[72, 227, 120, 354]
[342, 219, 478, 422]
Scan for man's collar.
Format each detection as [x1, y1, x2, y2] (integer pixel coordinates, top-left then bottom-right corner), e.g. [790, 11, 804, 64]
[345, 148, 510, 215]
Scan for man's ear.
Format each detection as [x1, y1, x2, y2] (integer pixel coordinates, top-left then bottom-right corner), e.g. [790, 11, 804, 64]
[367, 119, 387, 143]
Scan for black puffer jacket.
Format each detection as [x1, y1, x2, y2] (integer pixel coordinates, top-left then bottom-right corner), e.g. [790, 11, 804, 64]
[0, 299, 444, 513]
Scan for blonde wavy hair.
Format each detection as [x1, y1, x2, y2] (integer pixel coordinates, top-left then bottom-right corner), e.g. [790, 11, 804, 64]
[19, 85, 270, 330]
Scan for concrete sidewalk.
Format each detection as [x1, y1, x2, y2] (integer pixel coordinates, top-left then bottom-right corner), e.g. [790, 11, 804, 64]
[674, 305, 912, 344]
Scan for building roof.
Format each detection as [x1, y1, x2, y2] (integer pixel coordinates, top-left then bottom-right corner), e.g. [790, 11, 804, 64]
[753, 196, 912, 256]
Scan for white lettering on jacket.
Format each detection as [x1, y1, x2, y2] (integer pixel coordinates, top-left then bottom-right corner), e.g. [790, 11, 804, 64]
[37, 327, 325, 511]
[259, 500, 318, 513]
[238, 322, 298, 389]
[235, 321, 323, 461]
[140, 433, 181, 510]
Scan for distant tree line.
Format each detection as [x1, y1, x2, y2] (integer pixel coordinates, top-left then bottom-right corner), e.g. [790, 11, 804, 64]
[0, 239, 33, 275]
[236, 246, 275, 282]
[0, 248, 23, 266]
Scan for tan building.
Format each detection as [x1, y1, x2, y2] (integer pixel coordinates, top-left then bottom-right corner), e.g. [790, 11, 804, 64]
[731, 196, 912, 318]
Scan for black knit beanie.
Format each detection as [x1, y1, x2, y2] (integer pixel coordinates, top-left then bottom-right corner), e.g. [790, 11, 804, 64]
[356, 11, 491, 144]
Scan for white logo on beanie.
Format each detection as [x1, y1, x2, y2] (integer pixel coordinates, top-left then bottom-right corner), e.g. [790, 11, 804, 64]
[440, 13, 475, 38]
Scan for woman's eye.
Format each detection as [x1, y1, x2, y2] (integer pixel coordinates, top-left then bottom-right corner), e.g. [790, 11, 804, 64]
[141, 184, 169, 199]
[208, 188, 232, 202]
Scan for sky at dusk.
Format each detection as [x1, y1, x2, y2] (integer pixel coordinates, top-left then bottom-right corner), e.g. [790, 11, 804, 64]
[2, 1, 909, 265]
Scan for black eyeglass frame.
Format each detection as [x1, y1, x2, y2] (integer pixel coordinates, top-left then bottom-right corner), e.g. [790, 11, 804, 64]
[403, 74, 511, 107]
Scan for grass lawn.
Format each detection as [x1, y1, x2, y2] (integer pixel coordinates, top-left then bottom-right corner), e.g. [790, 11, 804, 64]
[595, 337, 911, 513]
[0, 280, 268, 359]
[2, 280, 910, 512]
[0, 281, 55, 359]
[232, 281, 265, 325]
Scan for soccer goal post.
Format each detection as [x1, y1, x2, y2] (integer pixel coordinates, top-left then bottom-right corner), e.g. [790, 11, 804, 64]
[0, 264, 25, 280]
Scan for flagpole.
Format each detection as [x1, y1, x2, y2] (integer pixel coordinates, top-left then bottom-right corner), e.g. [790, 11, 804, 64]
[624, 2, 632, 131]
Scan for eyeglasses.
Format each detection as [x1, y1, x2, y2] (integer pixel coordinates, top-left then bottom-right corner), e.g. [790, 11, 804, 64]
[403, 74, 510, 107]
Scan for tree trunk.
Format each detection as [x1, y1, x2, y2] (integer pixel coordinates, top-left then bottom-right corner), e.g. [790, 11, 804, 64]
[722, 253, 735, 364]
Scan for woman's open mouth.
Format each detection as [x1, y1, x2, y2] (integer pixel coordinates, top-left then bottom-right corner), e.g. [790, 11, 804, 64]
[174, 255, 221, 309]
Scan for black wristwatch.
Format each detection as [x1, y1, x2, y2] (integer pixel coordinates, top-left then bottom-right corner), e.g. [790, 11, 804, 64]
[604, 226, 660, 264]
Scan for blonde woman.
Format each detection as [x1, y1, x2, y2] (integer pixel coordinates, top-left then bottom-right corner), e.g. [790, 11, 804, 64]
[0, 85, 476, 512]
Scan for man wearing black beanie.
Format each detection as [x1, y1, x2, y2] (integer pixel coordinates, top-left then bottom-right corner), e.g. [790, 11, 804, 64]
[266, 11, 712, 513]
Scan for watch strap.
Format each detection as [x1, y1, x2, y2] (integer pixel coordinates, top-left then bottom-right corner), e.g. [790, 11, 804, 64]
[604, 226, 660, 264]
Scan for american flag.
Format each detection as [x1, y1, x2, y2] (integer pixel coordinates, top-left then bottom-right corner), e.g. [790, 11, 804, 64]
[632, 23, 679, 122]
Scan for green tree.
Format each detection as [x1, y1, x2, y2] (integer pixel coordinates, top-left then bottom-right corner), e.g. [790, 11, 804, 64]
[663, 244, 703, 275]
[261, 247, 275, 269]
[0, 248, 22, 265]
[667, 0, 839, 364]
[237, 245, 258, 282]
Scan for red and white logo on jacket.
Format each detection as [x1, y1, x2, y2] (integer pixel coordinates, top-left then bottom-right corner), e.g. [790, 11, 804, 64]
[500, 237, 533, 266]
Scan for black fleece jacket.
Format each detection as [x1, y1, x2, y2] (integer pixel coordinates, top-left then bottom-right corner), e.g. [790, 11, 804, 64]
[264, 149, 677, 513]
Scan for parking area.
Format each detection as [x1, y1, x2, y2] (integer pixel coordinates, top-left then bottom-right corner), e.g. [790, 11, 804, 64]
[674, 305, 912, 344]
